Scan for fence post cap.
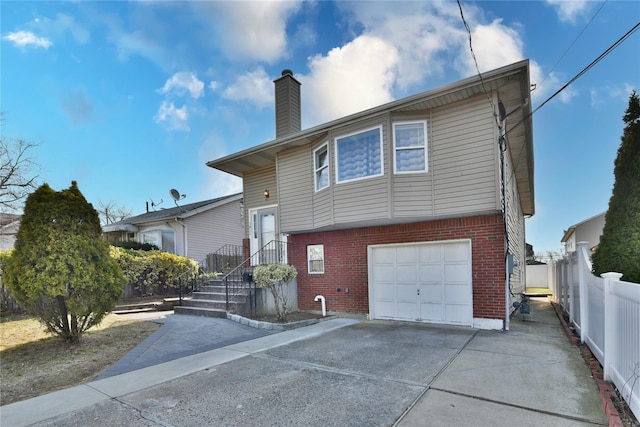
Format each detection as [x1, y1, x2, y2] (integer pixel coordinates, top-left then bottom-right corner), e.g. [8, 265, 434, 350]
[600, 272, 623, 280]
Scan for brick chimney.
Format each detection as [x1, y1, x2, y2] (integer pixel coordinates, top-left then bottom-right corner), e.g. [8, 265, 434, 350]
[274, 69, 301, 138]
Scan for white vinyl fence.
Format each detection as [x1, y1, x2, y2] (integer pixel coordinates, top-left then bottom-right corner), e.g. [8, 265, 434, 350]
[554, 242, 640, 420]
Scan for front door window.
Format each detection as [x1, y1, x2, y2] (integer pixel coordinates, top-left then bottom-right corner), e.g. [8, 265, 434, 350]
[250, 206, 286, 265]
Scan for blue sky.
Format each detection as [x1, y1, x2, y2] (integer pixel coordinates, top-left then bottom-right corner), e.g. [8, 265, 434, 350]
[2, 1, 639, 255]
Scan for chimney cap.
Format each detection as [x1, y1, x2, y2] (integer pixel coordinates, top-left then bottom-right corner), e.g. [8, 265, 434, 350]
[281, 69, 294, 77]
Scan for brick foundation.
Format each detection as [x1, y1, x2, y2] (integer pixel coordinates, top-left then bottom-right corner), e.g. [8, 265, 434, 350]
[287, 214, 506, 320]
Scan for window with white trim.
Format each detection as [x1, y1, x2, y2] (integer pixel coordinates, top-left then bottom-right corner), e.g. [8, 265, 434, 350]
[335, 127, 383, 183]
[314, 143, 329, 191]
[307, 244, 324, 274]
[393, 120, 427, 174]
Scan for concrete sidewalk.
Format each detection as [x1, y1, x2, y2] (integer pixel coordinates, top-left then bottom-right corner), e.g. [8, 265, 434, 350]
[1, 298, 608, 427]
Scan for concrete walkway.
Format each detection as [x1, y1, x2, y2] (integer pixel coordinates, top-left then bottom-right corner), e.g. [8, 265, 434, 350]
[1, 298, 608, 427]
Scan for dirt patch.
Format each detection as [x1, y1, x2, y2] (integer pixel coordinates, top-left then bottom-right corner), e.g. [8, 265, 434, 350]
[246, 311, 327, 324]
[0, 313, 160, 406]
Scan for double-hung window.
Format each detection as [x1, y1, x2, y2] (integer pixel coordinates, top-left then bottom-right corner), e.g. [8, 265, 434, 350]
[335, 127, 383, 183]
[393, 121, 427, 174]
[307, 244, 324, 274]
[314, 143, 329, 191]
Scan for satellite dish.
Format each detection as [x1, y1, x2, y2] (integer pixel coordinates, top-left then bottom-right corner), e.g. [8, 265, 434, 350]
[170, 189, 181, 201]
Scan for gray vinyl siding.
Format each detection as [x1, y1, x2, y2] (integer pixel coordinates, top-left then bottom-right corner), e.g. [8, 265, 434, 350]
[313, 188, 333, 228]
[185, 200, 244, 262]
[243, 165, 277, 237]
[432, 96, 498, 216]
[504, 143, 526, 304]
[246, 95, 503, 234]
[331, 115, 390, 223]
[278, 145, 314, 231]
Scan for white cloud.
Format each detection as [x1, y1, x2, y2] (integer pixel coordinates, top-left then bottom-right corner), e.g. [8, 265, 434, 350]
[590, 83, 636, 108]
[546, 0, 590, 24]
[190, 1, 302, 63]
[2, 31, 52, 49]
[159, 72, 205, 99]
[456, 19, 524, 76]
[208, 81, 219, 91]
[338, 1, 465, 90]
[222, 68, 273, 109]
[197, 131, 242, 199]
[38, 13, 90, 44]
[154, 101, 190, 131]
[301, 35, 399, 125]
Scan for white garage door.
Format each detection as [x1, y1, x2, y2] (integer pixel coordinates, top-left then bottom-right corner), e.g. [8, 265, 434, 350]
[369, 240, 472, 326]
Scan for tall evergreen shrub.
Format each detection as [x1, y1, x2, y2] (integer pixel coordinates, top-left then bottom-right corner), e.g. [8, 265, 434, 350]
[4, 182, 125, 343]
[592, 91, 640, 282]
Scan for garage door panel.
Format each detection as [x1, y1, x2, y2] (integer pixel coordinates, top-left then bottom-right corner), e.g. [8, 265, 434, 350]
[420, 303, 444, 322]
[375, 302, 396, 318]
[376, 283, 397, 300]
[420, 284, 442, 302]
[419, 265, 442, 281]
[395, 302, 419, 320]
[419, 245, 442, 263]
[445, 284, 471, 303]
[373, 247, 396, 263]
[444, 243, 470, 262]
[396, 246, 417, 263]
[396, 265, 417, 282]
[374, 265, 395, 282]
[396, 283, 417, 300]
[444, 264, 469, 283]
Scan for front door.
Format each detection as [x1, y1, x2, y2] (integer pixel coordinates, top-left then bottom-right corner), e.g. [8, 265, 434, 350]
[250, 207, 286, 265]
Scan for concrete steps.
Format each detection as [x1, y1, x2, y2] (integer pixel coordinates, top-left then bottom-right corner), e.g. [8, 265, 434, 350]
[174, 279, 252, 318]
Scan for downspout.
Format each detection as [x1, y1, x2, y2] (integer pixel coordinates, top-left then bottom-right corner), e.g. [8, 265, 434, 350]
[499, 131, 510, 332]
[175, 218, 188, 257]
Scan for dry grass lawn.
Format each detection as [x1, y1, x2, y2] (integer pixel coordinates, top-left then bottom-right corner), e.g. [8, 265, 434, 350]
[0, 313, 161, 405]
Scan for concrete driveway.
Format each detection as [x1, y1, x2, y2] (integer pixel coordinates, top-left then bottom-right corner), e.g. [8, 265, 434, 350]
[2, 298, 607, 427]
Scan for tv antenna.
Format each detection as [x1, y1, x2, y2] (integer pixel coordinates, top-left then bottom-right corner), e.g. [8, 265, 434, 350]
[147, 198, 164, 212]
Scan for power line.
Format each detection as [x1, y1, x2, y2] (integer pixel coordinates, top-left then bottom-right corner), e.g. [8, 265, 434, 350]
[504, 20, 640, 197]
[457, 0, 501, 130]
[538, 0, 608, 89]
[505, 20, 640, 139]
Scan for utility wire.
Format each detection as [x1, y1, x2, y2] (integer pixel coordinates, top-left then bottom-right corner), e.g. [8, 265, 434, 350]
[538, 0, 608, 89]
[504, 20, 640, 192]
[457, 0, 501, 130]
[506, 20, 640, 138]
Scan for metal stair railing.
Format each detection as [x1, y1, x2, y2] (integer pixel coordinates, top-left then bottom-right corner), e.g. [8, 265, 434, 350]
[177, 244, 245, 305]
[205, 244, 244, 274]
[222, 240, 289, 316]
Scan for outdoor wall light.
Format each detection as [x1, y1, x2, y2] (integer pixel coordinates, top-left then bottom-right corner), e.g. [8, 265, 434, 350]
[264, 189, 270, 199]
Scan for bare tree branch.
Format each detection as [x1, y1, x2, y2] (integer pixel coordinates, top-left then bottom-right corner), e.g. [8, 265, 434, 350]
[97, 199, 133, 225]
[0, 132, 40, 213]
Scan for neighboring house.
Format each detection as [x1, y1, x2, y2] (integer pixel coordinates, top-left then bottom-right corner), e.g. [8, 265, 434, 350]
[561, 212, 606, 254]
[207, 60, 534, 330]
[0, 214, 21, 251]
[102, 193, 244, 263]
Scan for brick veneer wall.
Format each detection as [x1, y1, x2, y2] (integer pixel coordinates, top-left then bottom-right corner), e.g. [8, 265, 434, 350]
[287, 214, 506, 320]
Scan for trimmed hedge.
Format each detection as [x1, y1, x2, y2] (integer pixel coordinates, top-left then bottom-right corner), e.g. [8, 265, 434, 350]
[110, 247, 199, 298]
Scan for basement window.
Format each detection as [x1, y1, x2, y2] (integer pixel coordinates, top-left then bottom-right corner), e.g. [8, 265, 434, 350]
[307, 244, 324, 274]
